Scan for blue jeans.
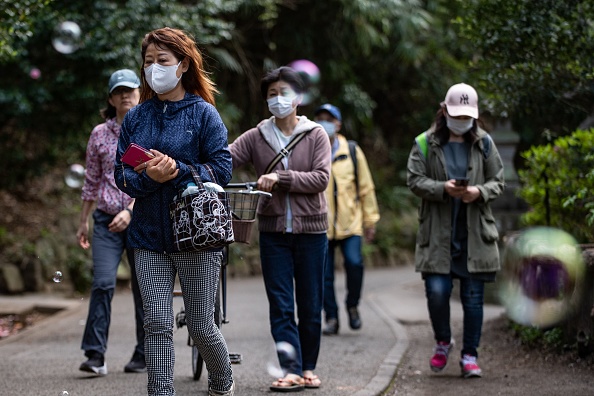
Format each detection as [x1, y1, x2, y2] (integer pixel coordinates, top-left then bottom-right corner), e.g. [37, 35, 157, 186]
[424, 273, 484, 358]
[259, 232, 327, 375]
[324, 236, 364, 320]
[81, 210, 145, 358]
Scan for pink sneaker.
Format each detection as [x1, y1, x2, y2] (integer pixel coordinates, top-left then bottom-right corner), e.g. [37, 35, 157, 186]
[460, 354, 482, 378]
[429, 340, 454, 372]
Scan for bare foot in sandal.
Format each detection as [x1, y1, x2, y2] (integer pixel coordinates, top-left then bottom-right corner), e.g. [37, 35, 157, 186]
[303, 370, 321, 389]
[270, 373, 305, 392]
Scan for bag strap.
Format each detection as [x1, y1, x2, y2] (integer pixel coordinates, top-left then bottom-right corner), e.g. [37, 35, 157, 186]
[188, 165, 205, 188]
[415, 130, 491, 159]
[264, 131, 309, 174]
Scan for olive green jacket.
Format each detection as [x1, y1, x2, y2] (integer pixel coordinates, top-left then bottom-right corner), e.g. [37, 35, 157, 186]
[406, 127, 505, 274]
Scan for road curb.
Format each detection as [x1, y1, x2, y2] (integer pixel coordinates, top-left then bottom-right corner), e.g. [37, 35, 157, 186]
[354, 296, 409, 396]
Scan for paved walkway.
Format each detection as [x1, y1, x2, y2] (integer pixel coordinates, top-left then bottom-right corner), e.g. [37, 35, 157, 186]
[0, 265, 504, 395]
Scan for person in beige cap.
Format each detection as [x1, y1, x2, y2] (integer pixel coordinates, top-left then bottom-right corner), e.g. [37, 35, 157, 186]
[406, 83, 505, 379]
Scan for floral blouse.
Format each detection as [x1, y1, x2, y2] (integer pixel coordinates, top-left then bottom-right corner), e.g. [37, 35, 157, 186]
[81, 118, 133, 215]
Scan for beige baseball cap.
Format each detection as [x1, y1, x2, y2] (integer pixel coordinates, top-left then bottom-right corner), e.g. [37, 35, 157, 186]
[442, 83, 479, 119]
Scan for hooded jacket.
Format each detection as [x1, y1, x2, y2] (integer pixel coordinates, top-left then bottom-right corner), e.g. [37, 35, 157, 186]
[114, 93, 232, 253]
[327, 134, 380, 240]
[406, 127, 505, 274]
[230, 116, 331, 233]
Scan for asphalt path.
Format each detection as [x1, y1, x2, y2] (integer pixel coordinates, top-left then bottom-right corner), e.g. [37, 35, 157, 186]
[0, 265, 504, 396]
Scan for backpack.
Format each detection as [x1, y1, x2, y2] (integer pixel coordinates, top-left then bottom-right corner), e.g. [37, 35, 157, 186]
[414, 131, 491, 159]
[348, 140, 360, 202]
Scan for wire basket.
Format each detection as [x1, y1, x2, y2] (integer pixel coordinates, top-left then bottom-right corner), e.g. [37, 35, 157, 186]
[228, 190, 262, 244]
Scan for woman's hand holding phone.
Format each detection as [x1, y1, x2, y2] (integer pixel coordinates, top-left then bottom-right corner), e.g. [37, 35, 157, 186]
[134, 149, 179, 182]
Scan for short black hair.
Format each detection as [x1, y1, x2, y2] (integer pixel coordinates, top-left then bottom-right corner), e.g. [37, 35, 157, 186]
[260, 66, 306, 100]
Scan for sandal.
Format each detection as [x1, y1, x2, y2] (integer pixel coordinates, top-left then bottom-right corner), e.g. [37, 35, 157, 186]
[270, 374, 305, 392]
[303, 374, 321, 389]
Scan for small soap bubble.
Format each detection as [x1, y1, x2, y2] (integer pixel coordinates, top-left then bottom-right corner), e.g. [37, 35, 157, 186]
[288, 59, 320, 106]
[276, 341, 296, 359]
[65, 163, 85, 188]
[498, 227, 585, 328]
[267, 341, 297, 378]
[52, 21, 82, 54]
[52, 271, 63, 283]
[266, 361, 284, 378]
[29, 68, 41, 80]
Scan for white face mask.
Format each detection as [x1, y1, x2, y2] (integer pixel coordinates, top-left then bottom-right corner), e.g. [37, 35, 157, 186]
[446, 114, 474, 136]
[267, 95, 296, 119]
[317, 120, 336, 137]
[144, 61, 182, 94]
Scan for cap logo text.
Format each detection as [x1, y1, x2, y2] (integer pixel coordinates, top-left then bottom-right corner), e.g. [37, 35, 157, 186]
[460, 94, 469, 105]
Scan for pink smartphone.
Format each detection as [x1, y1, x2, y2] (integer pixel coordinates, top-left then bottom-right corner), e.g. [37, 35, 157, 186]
[121, 143, 155, 167]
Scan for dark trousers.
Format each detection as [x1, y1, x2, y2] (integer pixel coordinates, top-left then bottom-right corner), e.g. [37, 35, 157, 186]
[81, 209, 144, 358]
[424, 273, 485, 358]
[323, 235, 364, 320]
[259, 232, 327, 375]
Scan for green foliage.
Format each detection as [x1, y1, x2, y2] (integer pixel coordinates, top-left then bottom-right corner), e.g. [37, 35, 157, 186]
[457, 0, 594, 141]
[67, 248, 93, 294]
[510, 321, 566, 350]
[374, 186, 419, 256]
[0, 0, 53, 61]
[517, 128, 594, 242]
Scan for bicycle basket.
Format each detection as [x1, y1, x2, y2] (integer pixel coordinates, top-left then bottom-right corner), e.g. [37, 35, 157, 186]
[228, 191, 261, 244]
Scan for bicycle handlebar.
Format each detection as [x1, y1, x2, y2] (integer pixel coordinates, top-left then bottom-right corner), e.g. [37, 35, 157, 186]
[225, 182, 258, 189]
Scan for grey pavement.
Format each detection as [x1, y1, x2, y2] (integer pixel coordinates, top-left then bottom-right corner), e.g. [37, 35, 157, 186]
[0, 265, 504, 396]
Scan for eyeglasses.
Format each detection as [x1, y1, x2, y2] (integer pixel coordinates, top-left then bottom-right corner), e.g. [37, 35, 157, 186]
[111, 87, 135, 96]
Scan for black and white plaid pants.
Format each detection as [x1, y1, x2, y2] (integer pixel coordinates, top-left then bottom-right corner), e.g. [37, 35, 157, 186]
[135, 248, 233, 395]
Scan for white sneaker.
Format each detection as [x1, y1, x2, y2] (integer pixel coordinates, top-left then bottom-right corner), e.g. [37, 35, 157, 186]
[209, 380, 235, 396]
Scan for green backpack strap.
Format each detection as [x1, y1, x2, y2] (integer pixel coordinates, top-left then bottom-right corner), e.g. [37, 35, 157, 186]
[415, 131, 429, 158]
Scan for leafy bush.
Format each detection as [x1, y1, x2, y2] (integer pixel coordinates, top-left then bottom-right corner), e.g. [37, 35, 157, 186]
[517, 128, 594, 243]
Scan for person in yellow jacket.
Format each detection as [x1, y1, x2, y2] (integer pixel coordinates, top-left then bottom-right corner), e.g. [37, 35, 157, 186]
[314, 104, 380, 335]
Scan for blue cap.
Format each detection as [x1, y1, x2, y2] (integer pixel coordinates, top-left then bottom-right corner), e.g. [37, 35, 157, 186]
[108, 69, 140, 93]
[314, 103, 342, 121]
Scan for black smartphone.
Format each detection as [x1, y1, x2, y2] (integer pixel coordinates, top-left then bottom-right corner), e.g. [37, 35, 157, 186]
[455, 178, 469, 187]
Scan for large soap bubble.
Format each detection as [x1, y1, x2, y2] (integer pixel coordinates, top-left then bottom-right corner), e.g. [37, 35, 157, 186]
[498, 227, 585, 328]
[288, 59, 320, 106]
[52, 21, 82, 54]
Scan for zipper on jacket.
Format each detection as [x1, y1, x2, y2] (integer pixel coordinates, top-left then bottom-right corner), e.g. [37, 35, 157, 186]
[163, 103, 167, 113]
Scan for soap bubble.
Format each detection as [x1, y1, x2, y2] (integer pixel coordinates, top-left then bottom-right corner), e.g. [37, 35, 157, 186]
[52, 271, 63, 283]
[288, 59, 320, 106]
[267, 341, 297, 378]
[29, 68, 41, 80]
[498, 227, 585, 328]
[288, 59, 320, 85]
[52, 21, 82, 54]
[65, 164, 85, 188]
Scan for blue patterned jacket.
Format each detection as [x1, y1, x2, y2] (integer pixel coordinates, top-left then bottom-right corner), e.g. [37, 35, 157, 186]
[114, 93, 232, 253]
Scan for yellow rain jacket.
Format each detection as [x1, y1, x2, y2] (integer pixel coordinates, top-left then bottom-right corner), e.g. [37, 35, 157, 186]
[326, 134, 380, 240]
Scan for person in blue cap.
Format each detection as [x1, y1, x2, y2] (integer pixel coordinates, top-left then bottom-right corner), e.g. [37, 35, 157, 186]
[314, 103, 380, 335]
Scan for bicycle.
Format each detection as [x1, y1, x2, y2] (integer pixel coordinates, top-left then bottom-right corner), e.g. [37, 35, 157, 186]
[174, 181, 270, 380]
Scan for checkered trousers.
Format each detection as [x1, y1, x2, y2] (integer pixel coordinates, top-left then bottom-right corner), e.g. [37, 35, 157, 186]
[134, 249, 233, 395]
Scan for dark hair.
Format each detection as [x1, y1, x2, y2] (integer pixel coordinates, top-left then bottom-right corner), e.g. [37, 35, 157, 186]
[140, 27, 217, 105]
[260, 66, 306, 100]
[433, 106, 479, 145]
[99, 99, 116, 121]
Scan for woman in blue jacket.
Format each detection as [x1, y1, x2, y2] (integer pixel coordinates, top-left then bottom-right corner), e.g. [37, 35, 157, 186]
[114, 27, 234, 396]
